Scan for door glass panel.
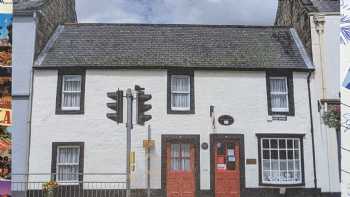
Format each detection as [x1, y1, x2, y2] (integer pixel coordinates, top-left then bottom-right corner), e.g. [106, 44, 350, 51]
[182, 144, 190, 171]
[183, 158, 190, 171]
[171, 144, 180, 157]
[170, 143, 191, 171]
[226, 143, 236, 170]
[182, 144, 190, 157]
[217, 142, 225, 155]
[171, 144, 180, 171]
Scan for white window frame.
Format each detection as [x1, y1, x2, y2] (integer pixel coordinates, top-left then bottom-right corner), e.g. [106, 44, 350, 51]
[61, 75, 82, 111]
[171, 75, 191, 111]
[56, 146, 80, 184]
[260, 137, 302, 185]
[270, 76, 289, 112]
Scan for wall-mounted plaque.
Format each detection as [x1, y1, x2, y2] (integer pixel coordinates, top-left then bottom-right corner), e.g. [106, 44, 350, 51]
[218, 115, 234, 126]
[201, 142, 208, 150]
[246, 159, 257, 165]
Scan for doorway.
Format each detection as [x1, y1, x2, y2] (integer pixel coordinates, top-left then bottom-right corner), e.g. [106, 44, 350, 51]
[210, 134, 245, 197]
[162, 135, 200, 197]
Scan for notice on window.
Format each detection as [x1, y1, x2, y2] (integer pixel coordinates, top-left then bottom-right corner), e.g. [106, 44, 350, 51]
[217, 164, 226, 170]
[227, 149, 235, 162]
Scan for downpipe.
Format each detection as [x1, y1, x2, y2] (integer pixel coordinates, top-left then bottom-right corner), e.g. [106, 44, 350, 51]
[307, 71, 319, 195]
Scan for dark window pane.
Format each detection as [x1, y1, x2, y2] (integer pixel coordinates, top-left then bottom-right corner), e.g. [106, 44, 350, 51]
[262, 139, 269, 148]
[295, 151, 300, 159]
[279, 150, 286, 159]
[227, 162, 235, 170]
[217, 142, 225, 155]
[263, 150, 270, 159]
[279, 139, 286, 148]
[287, 140, 293, 148]
[280, 160, 287, 170]
[227, 143, 234, 149]
[271, 150, 278, 159]
[294, 140, 299, 149]
[271, 140, 278, 148]
[288, 150, 294, 159]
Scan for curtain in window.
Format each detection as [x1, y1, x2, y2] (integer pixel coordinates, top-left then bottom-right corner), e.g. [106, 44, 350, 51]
[270, 78, 288, 111]
[171, 76, 190, 109]
[261, 138, 301, 184]
[57, 147, 80, 181]
[62, 76, 81, 109]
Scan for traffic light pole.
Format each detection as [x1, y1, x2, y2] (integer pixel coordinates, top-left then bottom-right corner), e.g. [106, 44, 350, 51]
[126, 88, 133, 197]
[107, 86, 152, 197]
[147, 125, 151, 197]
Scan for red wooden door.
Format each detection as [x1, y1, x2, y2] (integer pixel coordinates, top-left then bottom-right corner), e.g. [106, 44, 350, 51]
[214, 141, 240, 197]
[166, 143, 195, 197]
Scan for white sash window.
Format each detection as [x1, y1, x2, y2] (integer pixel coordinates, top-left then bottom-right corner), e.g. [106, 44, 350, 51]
[171, 75, 191, 111]
[62, 75, 82, 110]
[56, 146, 80, 182]
[269, 77, 289, 112]
[260, 137, 302, 185]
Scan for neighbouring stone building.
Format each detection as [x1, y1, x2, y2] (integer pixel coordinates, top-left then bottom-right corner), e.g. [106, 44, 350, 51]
[12, 0, 76, 196]
[14, 0, 77, 56]
[275, 0, 340, 57]
[276, 0, 341, 195]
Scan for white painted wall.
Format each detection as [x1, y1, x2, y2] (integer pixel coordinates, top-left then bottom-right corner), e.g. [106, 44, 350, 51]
[310, 14, 341, 193]
[310, 15, 340, 99]
[12, 16, 36, 184]
[29, 69, 316, 190]
[13, 17, 36, 95]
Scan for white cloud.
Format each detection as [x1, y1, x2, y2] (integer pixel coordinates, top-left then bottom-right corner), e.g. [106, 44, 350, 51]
[76, 0, 278, 25]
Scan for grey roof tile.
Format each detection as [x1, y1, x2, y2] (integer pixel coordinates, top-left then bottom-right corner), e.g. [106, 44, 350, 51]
[36, 23, 310, 70]
[14, 0, 46, 15]
[311, 0, 340, 12]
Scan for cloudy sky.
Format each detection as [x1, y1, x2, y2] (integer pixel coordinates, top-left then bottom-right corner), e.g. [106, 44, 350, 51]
[76, 0, 278, 25]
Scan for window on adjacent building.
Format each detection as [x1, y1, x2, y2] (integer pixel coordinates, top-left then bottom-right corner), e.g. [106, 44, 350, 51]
[52, 142, 84, 183]
[170, 144, 191, 171]
[56, 146, 80, 182]
[257, 135, 304, 186]
[167, 70, 195, 114]
[266, 72, 294, 116]
[56, 70, 85, 114]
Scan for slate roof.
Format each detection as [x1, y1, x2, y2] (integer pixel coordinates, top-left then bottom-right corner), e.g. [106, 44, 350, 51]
[35, 23, 312, 70]
[304, 0, 340, 12]
[13, 0, 47, 16]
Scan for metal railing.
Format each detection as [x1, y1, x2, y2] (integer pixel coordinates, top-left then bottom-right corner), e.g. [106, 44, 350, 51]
[11, 173, 148, 197]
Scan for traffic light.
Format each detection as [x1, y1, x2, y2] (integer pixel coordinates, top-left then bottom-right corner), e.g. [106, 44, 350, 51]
[135, 85, 152, 125]
[106, 90, 123, 123]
